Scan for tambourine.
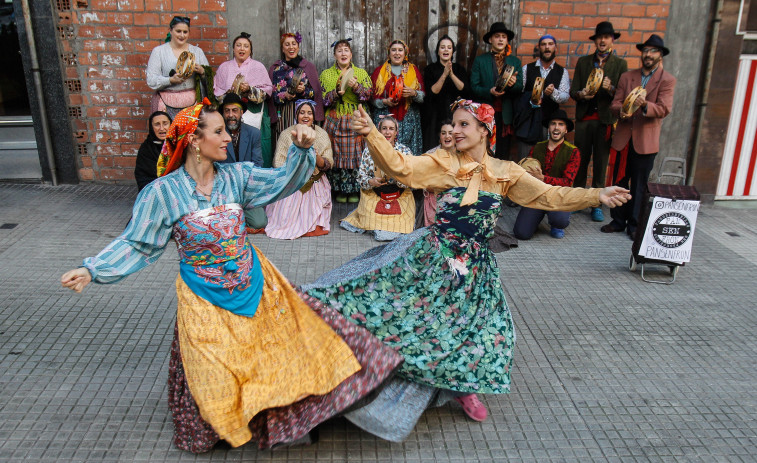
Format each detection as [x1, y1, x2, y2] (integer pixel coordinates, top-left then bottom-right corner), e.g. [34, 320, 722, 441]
[337, 67, 354, 93]
[622, 86, 647, 116]
[175, 51, 195, 79]
[249, 86, 266, 104]
[518, 157, 542, 173]
[531, 77, 544, 105]
[388, 75, 404, 103]
[494, 64, 515, 93]
[230, 73, 246, 95]
[287, 68, 305, 94]
[584, 67, 604, 96]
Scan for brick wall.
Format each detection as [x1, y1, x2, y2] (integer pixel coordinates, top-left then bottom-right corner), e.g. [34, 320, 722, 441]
[517, 0, 671, 116]
[63, 0, 229, 182]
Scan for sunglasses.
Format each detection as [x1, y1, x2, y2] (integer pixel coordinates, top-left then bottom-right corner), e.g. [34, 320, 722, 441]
[172, 16, 191, 26]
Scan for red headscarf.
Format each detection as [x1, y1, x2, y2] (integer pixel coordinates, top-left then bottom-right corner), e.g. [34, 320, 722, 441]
[156, 98, 210, 177]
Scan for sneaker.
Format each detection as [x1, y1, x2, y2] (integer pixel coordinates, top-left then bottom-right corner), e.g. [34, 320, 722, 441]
[591, 207, 604, 222]
[454, 394, 488, 422]
[335, 193, 347, 203]
[347, 193, 360, 203]
[550, 227, 565, 239]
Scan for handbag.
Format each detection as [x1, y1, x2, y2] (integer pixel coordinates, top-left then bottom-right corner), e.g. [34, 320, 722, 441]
[373, 183, 403, 215]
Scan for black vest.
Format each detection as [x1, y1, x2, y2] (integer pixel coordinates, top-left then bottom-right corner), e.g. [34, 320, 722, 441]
[524, 61, 565, 118]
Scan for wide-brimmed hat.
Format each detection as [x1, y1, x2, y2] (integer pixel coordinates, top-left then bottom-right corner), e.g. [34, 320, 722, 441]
[636, 34, 670, 56]
[542, 109, 574, 132]
[589, 21, 621, 40]
[220, 92, 244, 110]
[483, 22, 515, 44]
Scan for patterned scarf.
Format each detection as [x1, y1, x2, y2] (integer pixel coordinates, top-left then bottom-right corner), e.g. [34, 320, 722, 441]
[373, 40, 421, 120]
[156, 98, 210, 177]
[493, 44, 512, 73]
[595, 48, 613, 68]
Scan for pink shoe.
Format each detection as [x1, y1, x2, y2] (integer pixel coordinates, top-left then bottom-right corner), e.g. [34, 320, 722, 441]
[454, 394, 488, 422]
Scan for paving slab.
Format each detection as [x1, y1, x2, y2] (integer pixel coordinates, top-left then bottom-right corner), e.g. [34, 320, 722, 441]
[0, 183, 755, 462]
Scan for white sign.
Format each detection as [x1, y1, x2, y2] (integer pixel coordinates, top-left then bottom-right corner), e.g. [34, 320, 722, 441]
[638, 196, 700, 264]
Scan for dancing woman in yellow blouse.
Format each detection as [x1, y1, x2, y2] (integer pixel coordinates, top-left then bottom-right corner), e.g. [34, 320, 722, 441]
[303, 100, 630, 440]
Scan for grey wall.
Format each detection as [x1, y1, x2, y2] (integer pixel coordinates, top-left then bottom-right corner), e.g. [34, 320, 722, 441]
[227, 0, 282, 69]
[14, 0, 78, 184]
[657, 0, 714, 182]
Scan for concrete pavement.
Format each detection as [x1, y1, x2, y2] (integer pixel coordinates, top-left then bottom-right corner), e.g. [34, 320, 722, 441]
[0, 183, 755, 462]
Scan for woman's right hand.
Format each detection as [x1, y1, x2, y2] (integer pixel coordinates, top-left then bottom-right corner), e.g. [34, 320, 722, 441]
[368, 177, 387, 188]
[291, 124, 316, 149]
[169, 74, 185, 85]
[351, 104, 376, 136]
[61, 268, 92, 293]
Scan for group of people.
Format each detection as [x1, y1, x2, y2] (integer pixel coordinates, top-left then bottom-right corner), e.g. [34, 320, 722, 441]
[138, 18, 675, 243]
[62, 15, 679, 454]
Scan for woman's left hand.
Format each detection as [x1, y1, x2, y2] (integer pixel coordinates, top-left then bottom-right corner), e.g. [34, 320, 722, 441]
[598, 186, 631, 208]
[193, 64, 205, 76]
[291, 124, 316, 149]
[402, 87, 416, 98]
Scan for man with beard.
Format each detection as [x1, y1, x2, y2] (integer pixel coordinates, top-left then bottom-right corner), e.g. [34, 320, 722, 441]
[603, 34, 676, 239]
[570, 21, 628, 223]
[220, 92, 267, 232]
[512, 110, 580, 240]
[471, 22, 523, 161]
[516, 34, 570, 158]
[221, 92, 263, 166]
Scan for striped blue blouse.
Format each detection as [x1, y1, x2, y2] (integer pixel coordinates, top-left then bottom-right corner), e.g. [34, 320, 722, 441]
[83, 145, 315, 283]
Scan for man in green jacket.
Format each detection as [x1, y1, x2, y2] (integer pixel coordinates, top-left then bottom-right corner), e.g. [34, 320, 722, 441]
[471, 22, 523, 161]
[570, 21, 628, 222]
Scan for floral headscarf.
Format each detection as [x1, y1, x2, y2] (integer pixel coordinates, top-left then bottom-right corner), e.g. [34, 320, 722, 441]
[295, 99, 316, 125]
[280, 32, 302, 45]
[450, 99, 501, 206]
[450, 98, 496, 151]
[156, 98, 210, 177]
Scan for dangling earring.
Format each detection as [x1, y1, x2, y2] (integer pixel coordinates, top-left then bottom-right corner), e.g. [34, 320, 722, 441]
[195, 146, 202, 163]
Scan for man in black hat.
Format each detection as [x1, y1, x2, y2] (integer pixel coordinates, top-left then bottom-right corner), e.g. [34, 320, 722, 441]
[220, 92, 267, 232]
[512, 109, 580, 240]
[570, 21, 628, 223]
[220, 92, 263, 167]
[603, 34, 676, 239]
[471, 21, 523, 161]
[515, 33, 571, 158]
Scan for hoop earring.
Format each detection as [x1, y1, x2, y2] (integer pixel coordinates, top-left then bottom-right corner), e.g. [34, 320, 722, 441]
[195, 146, 201, 163]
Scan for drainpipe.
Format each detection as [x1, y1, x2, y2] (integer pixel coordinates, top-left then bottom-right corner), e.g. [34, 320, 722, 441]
[20, 0, 58, 185]
[687, 0, 723, 186]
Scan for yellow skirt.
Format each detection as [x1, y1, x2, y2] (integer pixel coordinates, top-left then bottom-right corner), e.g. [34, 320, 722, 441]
[342, 188, 416, 234]
[175, 245, 361, 447]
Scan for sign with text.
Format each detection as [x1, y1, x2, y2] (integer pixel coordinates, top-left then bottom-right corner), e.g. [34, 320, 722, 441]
[639, 197, 700, 264]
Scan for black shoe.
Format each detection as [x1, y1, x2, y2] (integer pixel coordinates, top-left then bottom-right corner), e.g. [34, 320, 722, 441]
[600, 224, 624, 233]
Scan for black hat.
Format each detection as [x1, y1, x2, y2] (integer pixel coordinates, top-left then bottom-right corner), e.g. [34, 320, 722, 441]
[220, 92, 244, 109]
[483, 22, 515, 44]
[636, 34, 670, 56]
[589, 21, 621, 40]
[542, 109, 574, 133]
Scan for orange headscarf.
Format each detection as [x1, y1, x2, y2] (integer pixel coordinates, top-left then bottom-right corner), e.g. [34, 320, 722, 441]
[156, 98, 210, 177]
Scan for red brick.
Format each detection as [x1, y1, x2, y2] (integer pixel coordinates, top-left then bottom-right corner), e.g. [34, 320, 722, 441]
[101, 53, 126, 66]
[91, 93, 117, 105]
[81, 39, 107, 51]
[125, 53, 149, 66]
[78, 26, 96, 37]
[213, 41, 228, 54]
[534, 15, 559, 28]
[630, 18, 656, 31]
[198, 0, 225, 12]
[116, 93, 150, 106]
[523, 1, 549, 14]
[80, 156, 93, 168]
[107, 13, 134, 25]
[598, 4, 623, 15]
[78, 11, 107, 24]
[116, 0, 145, 11]
[172, 0, 198, 10]
[79, 168, 95, 181]
[144, 0, 170, 10]
[608, 17, 632, 29]
[201, 26, 226, 39]
[115, 68, 144, 79]
[215, 13, 226, 26]
[549, 2, 572, 15]
[573, 4, 597, 16]
[133, 12, 160, 25]
[65, 67, 79, 79]
[559, 16, 584, 30]
[115, 156, 137, 168]
[646, 5, 669, 18]
[96, 155, 115, 167]
[69, 94, 85, 105]
[99, 168, 132, 180]
[125, 26, 149, 39]
[88, 0, 118, 10]
[622, 5, 646, 16]
[149, 26, 169, 40]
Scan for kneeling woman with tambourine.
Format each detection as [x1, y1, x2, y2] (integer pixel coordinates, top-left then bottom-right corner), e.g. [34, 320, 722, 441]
[340, 115, 418, 241]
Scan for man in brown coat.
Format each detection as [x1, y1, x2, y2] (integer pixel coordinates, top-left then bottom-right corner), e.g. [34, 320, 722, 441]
[602, 34, 676, 238]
